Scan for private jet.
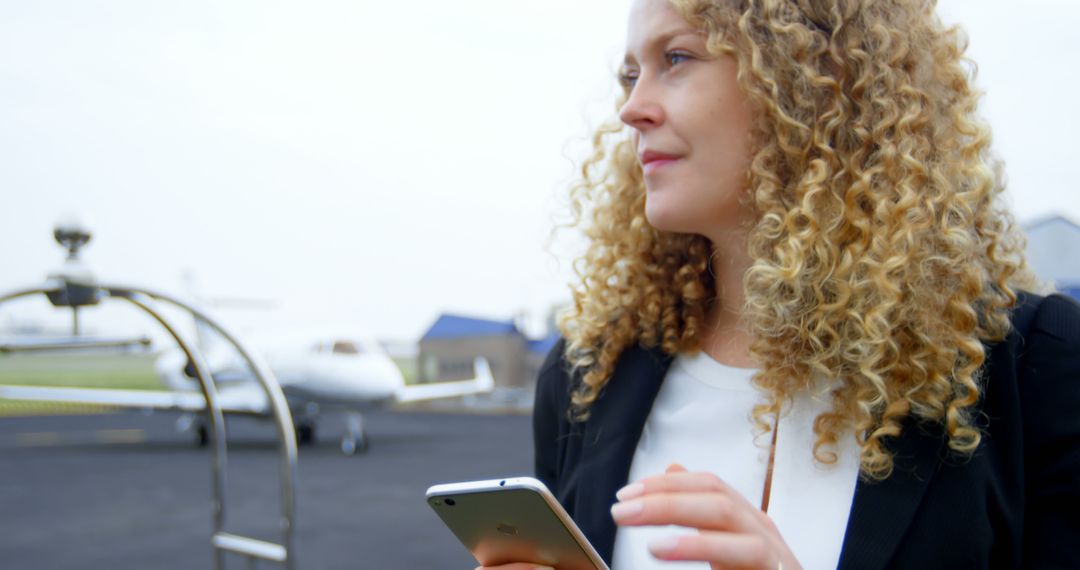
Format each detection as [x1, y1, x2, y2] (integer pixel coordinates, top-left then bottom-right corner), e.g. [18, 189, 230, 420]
[0, 329, 493, 454]
[0, 221, 496, 454]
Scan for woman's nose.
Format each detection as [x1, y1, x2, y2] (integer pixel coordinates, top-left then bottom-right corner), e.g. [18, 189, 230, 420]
[619, 81, 663, 131]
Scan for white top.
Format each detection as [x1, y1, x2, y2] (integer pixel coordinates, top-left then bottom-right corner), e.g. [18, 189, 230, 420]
[610, 351, 860, 570]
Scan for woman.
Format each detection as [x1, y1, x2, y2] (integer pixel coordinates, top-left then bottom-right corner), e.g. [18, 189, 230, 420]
[486, 0, 1080, 568]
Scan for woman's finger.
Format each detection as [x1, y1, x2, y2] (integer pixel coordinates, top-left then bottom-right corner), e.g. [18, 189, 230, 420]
[619, 470, 733, 499]
[647, 531, 780, 570]
[611, 491, 764, 533]
[475, 564, 554, 570]
[616, 470, 760, 514]
[664, 463, 688, 474]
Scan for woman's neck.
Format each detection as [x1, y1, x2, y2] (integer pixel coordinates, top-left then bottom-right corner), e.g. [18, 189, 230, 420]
[700, 231, 757, 369]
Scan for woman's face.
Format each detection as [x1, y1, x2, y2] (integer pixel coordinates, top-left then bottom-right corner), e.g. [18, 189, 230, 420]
[619, 0, 755, 239]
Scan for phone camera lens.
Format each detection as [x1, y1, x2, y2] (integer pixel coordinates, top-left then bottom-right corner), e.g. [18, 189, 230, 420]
[445, 498, 456, 506]
[499, 480, 506, 487]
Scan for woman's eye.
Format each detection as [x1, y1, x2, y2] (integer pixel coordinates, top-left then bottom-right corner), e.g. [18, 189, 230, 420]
[617, 51, 689, 89]
[666, 51, 692, 66]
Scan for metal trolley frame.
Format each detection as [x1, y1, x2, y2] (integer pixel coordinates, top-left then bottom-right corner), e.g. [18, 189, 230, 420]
[0, 276, 299, 569]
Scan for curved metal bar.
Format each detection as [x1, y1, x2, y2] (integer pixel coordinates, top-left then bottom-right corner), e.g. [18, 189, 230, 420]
[0, 285, 54, 305]
[101, 282, 297, 569]
[2, 282, 297, 567]
[2, 281, 298, 568]
[109, 291, 230, 570]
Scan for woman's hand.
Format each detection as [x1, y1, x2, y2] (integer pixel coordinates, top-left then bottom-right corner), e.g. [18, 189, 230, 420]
[474, 565, 553, 570]
[611, 464, 801, 570]
[475, 565, 552, 570]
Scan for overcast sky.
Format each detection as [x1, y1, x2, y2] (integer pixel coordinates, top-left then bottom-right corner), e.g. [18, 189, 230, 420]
[2, 0, 1078, 342]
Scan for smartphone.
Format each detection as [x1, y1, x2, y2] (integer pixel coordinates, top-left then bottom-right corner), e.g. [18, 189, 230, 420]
[426, 476, 609, 570]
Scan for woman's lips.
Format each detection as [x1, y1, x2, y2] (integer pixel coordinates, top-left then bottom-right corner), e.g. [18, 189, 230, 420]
[639, 150, 681, 176]
[642, 158, 678, 175]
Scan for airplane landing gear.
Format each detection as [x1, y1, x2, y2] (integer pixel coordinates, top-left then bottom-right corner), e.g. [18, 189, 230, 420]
[340, 413, 369, 455]
[295, 422, 316, 445]
[177, 414, 210, 447]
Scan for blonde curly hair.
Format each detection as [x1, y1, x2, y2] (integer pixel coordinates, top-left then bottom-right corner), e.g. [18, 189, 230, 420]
[559, 0, 1037, 480]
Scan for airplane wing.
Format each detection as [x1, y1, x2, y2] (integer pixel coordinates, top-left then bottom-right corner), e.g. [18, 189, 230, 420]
[0, 336, 152, 354]
[394, 357, 496, 403]
[0, 384, 268, 415]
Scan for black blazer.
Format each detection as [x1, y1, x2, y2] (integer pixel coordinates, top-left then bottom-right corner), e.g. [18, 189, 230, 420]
[533, 292, 1080, 569]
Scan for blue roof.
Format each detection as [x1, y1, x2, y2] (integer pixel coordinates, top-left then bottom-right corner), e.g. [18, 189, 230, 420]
[422, 314, 521, 341]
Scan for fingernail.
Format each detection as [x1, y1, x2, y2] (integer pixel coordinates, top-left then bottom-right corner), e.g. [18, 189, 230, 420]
[648, 536, 680, 556]
[665, 463, 687, 473]
[615, 482, 644, 501]
[534, 567, 556, 570]
[610, 500, 643, 520]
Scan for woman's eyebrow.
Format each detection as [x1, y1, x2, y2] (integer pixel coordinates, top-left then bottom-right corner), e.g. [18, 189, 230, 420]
[623, 29, 701, 65]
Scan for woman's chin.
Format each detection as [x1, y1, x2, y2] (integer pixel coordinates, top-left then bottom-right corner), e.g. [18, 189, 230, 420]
[644, 202, 695, 234]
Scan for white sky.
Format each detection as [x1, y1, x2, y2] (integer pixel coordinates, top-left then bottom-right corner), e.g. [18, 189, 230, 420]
[2, 0, 1078, 342]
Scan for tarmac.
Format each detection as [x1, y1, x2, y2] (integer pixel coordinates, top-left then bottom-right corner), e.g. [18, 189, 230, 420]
[0, 409, 534, 569]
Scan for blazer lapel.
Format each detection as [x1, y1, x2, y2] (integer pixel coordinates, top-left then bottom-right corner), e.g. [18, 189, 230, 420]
[577, 344, 673, 564]
[837, 422, 945, 569]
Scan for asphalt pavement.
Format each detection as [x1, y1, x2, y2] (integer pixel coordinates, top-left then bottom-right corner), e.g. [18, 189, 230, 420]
[0, 409, 534, 569]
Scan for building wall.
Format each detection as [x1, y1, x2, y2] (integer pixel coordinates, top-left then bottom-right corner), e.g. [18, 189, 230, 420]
[418, 335, 529, 389]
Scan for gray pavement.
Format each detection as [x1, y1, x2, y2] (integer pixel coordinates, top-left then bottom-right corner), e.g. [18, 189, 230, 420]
[0, 409, 534, 569]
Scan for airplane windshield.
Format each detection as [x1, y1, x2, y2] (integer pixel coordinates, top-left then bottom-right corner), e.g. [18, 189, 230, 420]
[331, 341, 361, 355]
